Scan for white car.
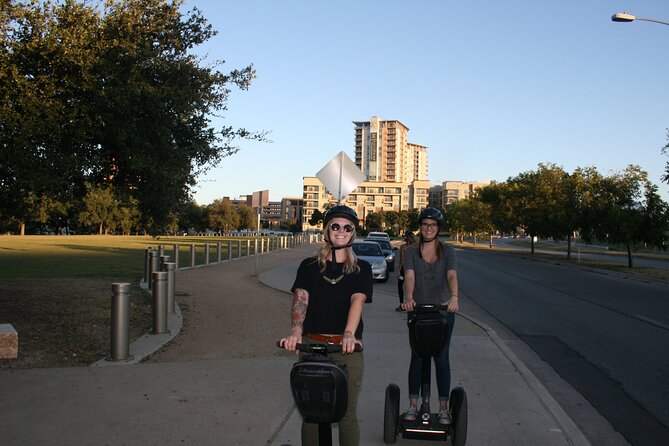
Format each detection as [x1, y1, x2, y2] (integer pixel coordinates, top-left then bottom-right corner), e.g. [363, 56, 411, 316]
[367, 231, 390, 240]
[352, 241, 389, 283]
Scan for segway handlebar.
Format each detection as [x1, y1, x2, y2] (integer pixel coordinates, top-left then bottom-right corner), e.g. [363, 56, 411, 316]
[413, 303, 448, 313]
[276, 340, 363, 353]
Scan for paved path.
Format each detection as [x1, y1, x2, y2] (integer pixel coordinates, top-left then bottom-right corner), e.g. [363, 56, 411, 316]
[0, 243, 591, 445]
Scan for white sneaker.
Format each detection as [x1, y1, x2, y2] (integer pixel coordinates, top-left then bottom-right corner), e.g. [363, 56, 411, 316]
[438, 408, 451, 425]
[403, 405, 418, 421]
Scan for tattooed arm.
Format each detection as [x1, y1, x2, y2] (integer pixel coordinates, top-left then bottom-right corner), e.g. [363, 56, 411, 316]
[280, 287, 309, 352]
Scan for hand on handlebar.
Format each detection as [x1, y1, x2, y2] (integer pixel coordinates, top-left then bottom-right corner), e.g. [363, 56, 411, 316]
[402, 297, 416, 312]
[279, 332, 302, 354]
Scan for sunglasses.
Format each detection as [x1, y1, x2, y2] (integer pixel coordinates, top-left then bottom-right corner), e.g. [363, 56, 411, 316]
[329, 223, 355, 233]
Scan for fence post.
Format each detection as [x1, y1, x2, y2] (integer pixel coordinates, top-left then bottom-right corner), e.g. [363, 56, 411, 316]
[152, 271, 168, 334]
[163, 262, 176, 314]
[190, 243, 196, 268]
[173, 244, 180, 270]
[228, 240, 233, 261]
[217, 242, 222, 263]
[238, 240, 242, 258]
[204, 243, 210, 264]
[110, 283, 131, 361]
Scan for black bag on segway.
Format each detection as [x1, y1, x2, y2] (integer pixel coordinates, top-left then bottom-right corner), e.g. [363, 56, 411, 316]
[290, 356, 349, 423]
[408, 309, 448, 357]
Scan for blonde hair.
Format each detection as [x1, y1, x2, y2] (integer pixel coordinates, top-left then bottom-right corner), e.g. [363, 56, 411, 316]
[316, 243, 360, 275]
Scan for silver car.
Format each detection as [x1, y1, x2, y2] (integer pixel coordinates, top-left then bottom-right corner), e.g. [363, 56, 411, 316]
[365, 237, 396, 271]
[352, 241, 389, 283]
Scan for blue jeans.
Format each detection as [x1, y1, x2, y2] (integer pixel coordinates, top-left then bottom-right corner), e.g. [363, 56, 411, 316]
[407, 311, 455, 403]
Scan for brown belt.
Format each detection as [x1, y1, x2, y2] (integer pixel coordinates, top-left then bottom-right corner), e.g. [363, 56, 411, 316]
[306, 333, 343, 344]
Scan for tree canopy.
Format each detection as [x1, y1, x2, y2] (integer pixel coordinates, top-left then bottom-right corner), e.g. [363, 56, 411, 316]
[0, 0, 264, 234]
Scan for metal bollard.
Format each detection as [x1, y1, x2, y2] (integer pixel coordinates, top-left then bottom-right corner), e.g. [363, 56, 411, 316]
[238, 240, 242, 258]
[148, 249, 160, 290]
[144, 247, 152, 284]
[110, 283, 131, 361]
[228, 240, 233, 261]
[190, 243, 196, 268]
[158, 245, 164, 258]
[204, 243, 210, 264]
[160, 255, 170, 271]
[162, 262, 176, 314]
[246, 240, 250, 257]
[217, 242, 222, 263]
[173, 244, 180, 270]
[152, 271, 168, 334]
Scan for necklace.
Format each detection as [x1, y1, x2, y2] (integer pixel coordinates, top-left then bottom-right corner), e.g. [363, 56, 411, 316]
[323, 274, 344, 285]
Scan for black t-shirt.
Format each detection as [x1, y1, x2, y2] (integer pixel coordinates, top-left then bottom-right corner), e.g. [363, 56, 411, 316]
[290, 257, 373, 339]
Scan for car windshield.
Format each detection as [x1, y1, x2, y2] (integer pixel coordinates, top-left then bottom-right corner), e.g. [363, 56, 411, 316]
[352, 243, 382, 256]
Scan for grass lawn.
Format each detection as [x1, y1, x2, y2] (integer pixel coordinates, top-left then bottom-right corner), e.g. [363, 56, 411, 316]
[0, 235, 259, 369]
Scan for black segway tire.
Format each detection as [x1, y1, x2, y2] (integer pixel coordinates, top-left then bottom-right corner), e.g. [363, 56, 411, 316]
[449, 387, 468, 446]
[383, 383, 400, 444]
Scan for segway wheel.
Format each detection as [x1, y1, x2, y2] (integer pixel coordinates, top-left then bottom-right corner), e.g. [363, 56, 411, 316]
[449, 387, 468, 446]
[383, 383, 400, 444]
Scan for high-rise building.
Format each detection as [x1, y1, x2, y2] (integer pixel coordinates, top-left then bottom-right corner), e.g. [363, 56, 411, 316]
[353, 116, 427, 183]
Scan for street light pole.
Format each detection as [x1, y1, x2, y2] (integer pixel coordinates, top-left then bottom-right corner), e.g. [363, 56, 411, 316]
[611, 12, 669, 26]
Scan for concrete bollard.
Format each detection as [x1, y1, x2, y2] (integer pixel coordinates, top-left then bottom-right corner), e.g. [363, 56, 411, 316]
[162, 262, 176, 314]
[152, 272, 168, 334]
[148, 249, 160, 290]
[110, 283, 131, 361]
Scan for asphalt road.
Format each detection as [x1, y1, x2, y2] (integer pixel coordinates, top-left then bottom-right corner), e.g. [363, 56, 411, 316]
[457, 247, 669, 446]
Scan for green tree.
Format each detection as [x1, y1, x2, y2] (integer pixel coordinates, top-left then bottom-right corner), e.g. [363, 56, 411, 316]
[116, 197, 142, 235]
[236, 204, 257, 231]
[0, 0, 264, 235]
[78, 184, 119, 235]
[581, 165, 668, 267]
[308, 209, 324, 227]
[208, 198, 239, 233]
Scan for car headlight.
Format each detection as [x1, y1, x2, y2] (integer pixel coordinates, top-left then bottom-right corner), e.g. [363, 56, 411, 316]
[373, 261, 386, 269]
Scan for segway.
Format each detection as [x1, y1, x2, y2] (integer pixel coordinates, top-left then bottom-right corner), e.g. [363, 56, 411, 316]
[384, 304, 468, 445]
[277, 341, 363, 446]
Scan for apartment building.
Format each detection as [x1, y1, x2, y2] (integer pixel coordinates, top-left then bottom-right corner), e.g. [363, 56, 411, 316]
[428, 180, 492, 208]
[301, 176, 430, 231]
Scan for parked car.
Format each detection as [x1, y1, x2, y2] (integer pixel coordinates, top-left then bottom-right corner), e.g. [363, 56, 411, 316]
[351, 241, 389, 283]
[364, 237, 396, 271]
[367, 231, 391, 240]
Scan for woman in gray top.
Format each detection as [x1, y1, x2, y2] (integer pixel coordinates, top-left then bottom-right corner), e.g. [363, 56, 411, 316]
[401, 207, 459, 425]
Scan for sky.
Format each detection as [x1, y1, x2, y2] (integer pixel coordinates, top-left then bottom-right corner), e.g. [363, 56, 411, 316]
[182, 0, 669, 205]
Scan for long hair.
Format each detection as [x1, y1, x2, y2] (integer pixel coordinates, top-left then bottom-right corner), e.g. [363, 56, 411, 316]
[316, 243, 360, 275]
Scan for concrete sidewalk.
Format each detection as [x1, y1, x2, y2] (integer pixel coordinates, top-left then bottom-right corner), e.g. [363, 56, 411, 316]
[0, 243, 591, 446]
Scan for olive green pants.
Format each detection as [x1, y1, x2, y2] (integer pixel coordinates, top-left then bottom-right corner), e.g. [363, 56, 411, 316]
[300, 345, 364, 446]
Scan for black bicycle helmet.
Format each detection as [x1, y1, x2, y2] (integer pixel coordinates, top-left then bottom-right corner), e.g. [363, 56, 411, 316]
[322, 205, 358, 250]
[323, 205, 359, 226]
[417, 207, 444, 227]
